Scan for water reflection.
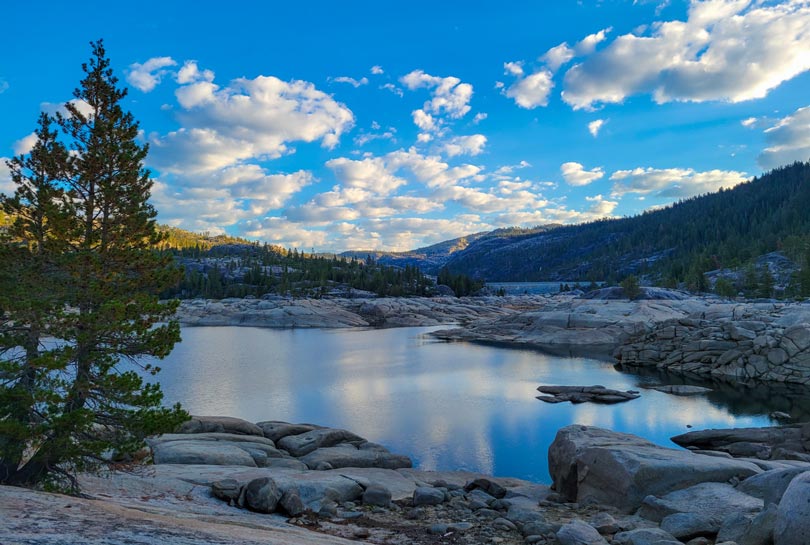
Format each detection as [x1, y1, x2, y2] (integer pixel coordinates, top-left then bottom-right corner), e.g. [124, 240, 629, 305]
[147, 326, 795, 483]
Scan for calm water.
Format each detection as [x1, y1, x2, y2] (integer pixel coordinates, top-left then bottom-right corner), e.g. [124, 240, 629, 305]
[485, 282, 602, 295]
[148, 326, 803, 483]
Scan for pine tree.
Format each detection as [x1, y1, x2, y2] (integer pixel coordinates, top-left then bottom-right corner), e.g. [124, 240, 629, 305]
[0, 40, 187, 490]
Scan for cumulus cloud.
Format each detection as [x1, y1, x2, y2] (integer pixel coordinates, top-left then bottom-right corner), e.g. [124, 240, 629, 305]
[330, 76, 369, 87]
[588, 119, 606, 137]
[12, 132, 37, 155]
[610, 166, 748, 198]
[472, 112, 488, 124]
[149, 71, 354, 174]
[126, 56, 177, 92]
[370, 65, 384, 75]
[494, 161, 531, 176]
[561, 162, 605, 186]
[584, 194, 619, 215]
[758, 105, 810, 169]
[541, 44, 575, 73]
[503, 69, 554, 109]
[401, 70, 474, 119]
[563, 0, 810, 109]
[441, 134, 487, 157]
[176, 60, 214, 84]
[741, 117, 758, 128]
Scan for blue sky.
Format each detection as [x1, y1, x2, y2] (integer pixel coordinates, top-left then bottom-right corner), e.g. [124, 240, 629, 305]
[2, 0, 810, 251]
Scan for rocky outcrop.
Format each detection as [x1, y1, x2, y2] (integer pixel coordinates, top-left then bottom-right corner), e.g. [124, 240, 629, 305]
[671, 425, 810, 462]
[174, 295, 522, 329]
[616, 301, 810, 385]
[433, 296, 710, 353]
[151, 418, 410, 471]
[548, 425, 762, 513]
[536, 385, 640, 404]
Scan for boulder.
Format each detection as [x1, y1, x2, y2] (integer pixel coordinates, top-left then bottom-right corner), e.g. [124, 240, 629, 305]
[638, 482, 762, 525]
[178, 416, 263, 436]
[556, 520, 609, 545]
[464, 477, 507, 499]
[152, 441, 257, 467]
[362, 484, 392, 507]
[279, 488, 306, 517]
[211, 479, 241, 503]
[299, 444, 412, 470]
[774, 471, 810, 545]
[737, 467, 810, 505]
[244, 477, 282, 513]
[277, 428, 365, 457]
[612, 527, 681, 545]
[256, 421, 320, 443]
[716, 503, 777, 545]
[413, 486, 445, 506]
[549, 426, 761, 513]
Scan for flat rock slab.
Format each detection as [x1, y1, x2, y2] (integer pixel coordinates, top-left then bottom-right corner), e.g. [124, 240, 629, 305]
[646, 385, 713, 396]
[300, 445, 412, 470]
[152, 441, 259, 467]
[537, 385, 640, 404]
[0, 484, 358, 545]
[549, 425, 762, 513]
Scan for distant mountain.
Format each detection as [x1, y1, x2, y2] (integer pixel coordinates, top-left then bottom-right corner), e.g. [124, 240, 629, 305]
[362, 162, 810, 284]
[340, 226, 560, 274]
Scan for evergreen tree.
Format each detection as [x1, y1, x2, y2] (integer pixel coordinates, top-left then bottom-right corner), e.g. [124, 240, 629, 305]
[0, 40, 187, 490]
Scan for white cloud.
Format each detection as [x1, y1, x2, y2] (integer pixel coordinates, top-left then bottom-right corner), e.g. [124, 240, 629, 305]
[588, 119, 606, 137]
[575, 28, 611, 55]
[561, 162, 605, 186]
[441, 134, 487, 157]
[326, 156, 408, 196]
[354, 125, 397, 147]
[504, 61, 525, 77]
[610, 166, 748, 198]
[0, 160, 13, 196]
[758, 105, 810, 169]
[541, 44, 575, 72]
[400, 70, 474, 119]
[741, 117, 758, 128]
[370, 65, 384, 75]
[12, 132, 37, 155]
[149, 72, 354, 174]
[584, 194, 619, 215]
[563, 1, 810, 110]
[331, 76, 369, 87]
[0, 80, 8, 94]
[380, 83, 404, 97]
[176, 60, 215, 84]
[412, 109, 436, 132]
[126, 56, 177, 93]
[472, 112, 488, 124]
[494, 161, 531, 176]
[504, 70, 554, 109]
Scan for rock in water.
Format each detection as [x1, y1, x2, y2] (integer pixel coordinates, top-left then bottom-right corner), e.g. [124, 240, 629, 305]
[277, 428, 365, 457]
[548, 425, 761, 513]
[774, 471, 810, 545]
[536, 385, 640, 404]
[178, 415, 264, 436]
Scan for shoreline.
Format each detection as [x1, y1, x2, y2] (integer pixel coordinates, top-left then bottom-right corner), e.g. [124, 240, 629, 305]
[5, 416, 810, 545]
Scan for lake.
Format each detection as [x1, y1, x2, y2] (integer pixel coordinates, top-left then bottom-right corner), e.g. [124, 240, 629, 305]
[149, 325, 804, 483]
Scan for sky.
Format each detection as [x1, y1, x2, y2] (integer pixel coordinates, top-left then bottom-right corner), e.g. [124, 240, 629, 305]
[2, 0, 810, 252]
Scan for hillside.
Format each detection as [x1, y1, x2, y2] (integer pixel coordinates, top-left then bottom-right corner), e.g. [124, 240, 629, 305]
[379, 162, 810, 285]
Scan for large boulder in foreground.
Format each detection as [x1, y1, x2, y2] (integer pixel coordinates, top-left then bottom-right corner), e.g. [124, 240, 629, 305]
[549, 425, 762, 513]
[774, 471, 810, 545]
